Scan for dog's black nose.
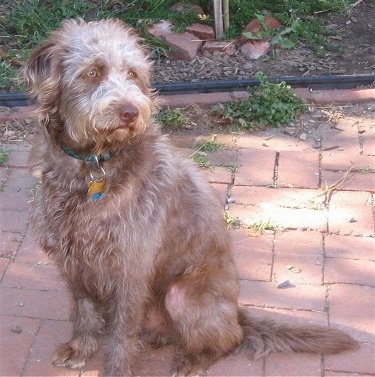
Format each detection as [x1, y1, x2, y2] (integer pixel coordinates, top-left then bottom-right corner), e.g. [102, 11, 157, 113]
[119, 104, 139, 124]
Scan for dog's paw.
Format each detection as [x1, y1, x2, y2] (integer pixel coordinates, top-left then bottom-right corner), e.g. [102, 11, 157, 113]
[171, 354, 207, 377]
[52, 343, 86, 369]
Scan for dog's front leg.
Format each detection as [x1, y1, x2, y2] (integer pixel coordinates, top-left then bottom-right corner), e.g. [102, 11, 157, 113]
[53, 296, 104, 369]
[102, 286, 145, 376]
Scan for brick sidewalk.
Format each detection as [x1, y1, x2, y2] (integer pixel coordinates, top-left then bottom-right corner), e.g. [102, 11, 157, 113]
[0, 107, 374, 376]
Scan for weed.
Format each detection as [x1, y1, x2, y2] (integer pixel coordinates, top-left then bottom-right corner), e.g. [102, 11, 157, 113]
[221, 163, 237, 173]
[192, 153, 211, 170]
[0, 148, 10, 165]
[226, 0, 352, 53]
[213, 72, 308, 130]
[242, 14, 299, 49]
[194, 139, 223, 152]
[359, 166, 370, 174]
[223, 211, 241, 229]
[0, 61, 19, 91]
[157, 107, 187, 130]
[248, 219, 276, 231]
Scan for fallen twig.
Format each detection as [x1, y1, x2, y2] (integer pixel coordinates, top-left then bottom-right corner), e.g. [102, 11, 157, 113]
[319, 162, 355, 197]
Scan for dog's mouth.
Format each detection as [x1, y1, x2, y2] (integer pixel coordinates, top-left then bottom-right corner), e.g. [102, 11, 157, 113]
[95, 104, 140, 138]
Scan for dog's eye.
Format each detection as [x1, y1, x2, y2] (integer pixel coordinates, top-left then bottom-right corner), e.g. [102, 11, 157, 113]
[127, 70, 136, 79]
[87, 69, 98, 78]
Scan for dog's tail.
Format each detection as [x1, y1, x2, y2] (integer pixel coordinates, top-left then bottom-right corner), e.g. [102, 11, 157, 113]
[237, 308, 359, 358]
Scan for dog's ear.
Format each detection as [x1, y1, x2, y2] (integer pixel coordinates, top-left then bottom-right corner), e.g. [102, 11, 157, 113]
[20, 41, 63, 122]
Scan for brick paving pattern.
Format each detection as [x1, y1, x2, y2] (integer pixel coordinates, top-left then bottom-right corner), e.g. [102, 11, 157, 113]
[0, 105, 374, 376]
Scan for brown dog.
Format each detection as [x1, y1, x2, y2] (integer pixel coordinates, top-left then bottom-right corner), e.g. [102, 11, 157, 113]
[21, 19, 358, 376]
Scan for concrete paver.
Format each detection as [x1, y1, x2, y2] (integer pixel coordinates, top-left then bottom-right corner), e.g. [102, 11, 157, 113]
[0, 98, 374, 376]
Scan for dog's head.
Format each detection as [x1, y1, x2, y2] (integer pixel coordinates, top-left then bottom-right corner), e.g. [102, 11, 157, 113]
[21, 19, 156, 149]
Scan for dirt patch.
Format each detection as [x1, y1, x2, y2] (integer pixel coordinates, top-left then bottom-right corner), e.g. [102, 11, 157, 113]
[153, 1, 375, 83]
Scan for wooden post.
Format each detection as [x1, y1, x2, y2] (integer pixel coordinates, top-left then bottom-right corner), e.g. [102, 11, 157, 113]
[223, 0, 230, 32]
[213, 0, 224, 39]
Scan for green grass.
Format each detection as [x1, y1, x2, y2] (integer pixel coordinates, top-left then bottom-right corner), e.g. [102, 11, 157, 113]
[0, 61, 19, 91]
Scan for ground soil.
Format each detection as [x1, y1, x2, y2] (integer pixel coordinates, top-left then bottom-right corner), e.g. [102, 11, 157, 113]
[153, 0, 375, 83]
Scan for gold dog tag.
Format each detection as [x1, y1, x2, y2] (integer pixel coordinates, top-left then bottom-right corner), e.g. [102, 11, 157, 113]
[88, 178, 106, 200]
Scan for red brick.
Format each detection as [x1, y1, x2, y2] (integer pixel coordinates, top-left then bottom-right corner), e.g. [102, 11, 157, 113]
[0, 231, 22, 258]
[231, 186, 325, 209]
[0, 209, 28, 233]
[162, 89, 375, 109]
[231, 185, 279, 204]
[293, 88, 375, 106]
[361, 121, 375, 156]
[0, 287, 71, 321]
[321, 151, 374, 173]
[241, 306, 328, 327]
[235, 149, 276, 186]
[210, 183, 229, 208]
[16, 229, 49, 264]
[236, 133, 271, 149]
[325, 257, 375, 286]
[239, 280, 327, 311]
[325, 342, 375, 375]
[325, 373, 368, 376]
[0, 169, 34, 212]
[328, 191, 374, 236]
[320, 117, 360, 153]
[230, 229, 273, 281]
[265, 352, 321, 376]
[274, 231, 323, 285]
[236, 130, 317, 152]
[6, 167, 35, 189]
[228, 202, 327, 231]
[160, 91, 249, 107]
[325, 234, 374, 260]
[164, 31, 202, 60]
[0, 315, 40, 377]
[202, 40, 236, 55]
[2, 262, 65, 291]
[275, 230, 323, 253]
[0, 166, 9, 181]
[277, 151, 320, 188]
[4, 143, 31, 168]
[22, 320, 79, 377]
[204, 166, 232, 184]
[207, 149, 238, 168]
[328, 284, 374, 343]
[0, 257, 10, 281]
[209, 352, 264, 376]
[186, 23, 215, 40]
[321, 170, 375, 192]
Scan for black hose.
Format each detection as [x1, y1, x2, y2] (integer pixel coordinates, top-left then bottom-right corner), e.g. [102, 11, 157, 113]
[1, 74, 374, 107]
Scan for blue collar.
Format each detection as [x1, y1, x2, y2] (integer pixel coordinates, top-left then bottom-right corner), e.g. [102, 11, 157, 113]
[61, 147, 113, 163]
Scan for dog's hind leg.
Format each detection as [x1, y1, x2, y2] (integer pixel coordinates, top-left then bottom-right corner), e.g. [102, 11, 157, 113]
[165, 273, 243, 376]
[53, 297, 104, 369]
